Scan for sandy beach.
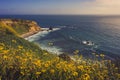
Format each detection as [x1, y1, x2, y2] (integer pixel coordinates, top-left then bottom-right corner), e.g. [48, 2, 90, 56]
[20, 31, 40, 38]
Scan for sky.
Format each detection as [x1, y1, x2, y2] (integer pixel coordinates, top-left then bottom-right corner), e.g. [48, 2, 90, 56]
[0, 0, 120, 15]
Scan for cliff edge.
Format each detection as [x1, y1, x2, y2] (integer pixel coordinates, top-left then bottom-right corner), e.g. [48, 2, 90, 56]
[0, 19, 41, 37]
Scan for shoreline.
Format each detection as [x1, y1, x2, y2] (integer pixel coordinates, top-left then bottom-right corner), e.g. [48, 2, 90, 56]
[20, 30, 41, 38]
[21, 28, 120, 60]
[20, 28, 60, 38]
[23, 27, 62, 55]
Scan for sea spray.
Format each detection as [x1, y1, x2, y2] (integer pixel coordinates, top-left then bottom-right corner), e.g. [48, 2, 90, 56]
[25, 28, 62, 54]
[25, 28, 60, 41]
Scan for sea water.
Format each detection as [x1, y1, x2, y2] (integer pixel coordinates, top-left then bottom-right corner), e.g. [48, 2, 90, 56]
[1, 15, 120, 57]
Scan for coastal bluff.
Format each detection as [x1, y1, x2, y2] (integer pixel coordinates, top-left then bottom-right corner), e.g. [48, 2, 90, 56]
[0, 19, 41, 38]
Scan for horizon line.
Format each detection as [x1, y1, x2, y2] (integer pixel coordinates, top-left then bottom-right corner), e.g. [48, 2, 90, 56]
[0, 14, 120, 16]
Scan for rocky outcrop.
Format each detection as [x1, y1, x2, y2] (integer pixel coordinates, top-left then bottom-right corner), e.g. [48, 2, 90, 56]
[0, 19, 41, 31]
[29, 25, 40, 32]
[0, 19, 41, 38]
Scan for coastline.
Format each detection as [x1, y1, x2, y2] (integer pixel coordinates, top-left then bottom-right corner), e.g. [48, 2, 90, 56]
[23, 27, 62, 55]
[21, 27, 120, 60]
[20, 30, 41, 38]
[20, 28, 60, 38]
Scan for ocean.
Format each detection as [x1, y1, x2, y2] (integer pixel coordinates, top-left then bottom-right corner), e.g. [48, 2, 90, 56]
[1, 15, 120, 58]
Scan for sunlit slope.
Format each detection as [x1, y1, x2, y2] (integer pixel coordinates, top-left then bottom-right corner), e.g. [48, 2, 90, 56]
[0, 21, 47, 58]
[0, 19, 41, 35]
[0, 20, 120, 80]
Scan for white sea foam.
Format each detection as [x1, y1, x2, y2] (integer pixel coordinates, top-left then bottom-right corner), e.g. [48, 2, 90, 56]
[25, 28, 62, 55]
[25, 28, 60, 42]
[39, 44, 63, 55]
[25, 30, 49, 42]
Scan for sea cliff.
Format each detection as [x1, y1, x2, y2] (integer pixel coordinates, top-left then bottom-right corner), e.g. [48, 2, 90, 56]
[0, 19, 41, 38]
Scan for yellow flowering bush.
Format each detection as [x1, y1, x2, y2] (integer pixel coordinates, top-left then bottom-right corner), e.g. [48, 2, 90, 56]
[0, 43, 120, 80]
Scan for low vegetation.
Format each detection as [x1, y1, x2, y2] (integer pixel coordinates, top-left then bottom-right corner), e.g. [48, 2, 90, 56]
[0, 20, 120, 80]
[0, 42, 120, 80]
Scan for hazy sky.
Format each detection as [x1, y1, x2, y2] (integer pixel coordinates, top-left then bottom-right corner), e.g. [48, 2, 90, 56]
[0, 0, 120, 15]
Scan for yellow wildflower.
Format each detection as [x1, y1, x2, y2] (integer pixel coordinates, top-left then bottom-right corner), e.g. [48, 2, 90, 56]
[3, 55, 8, 59]
[15, 56, 20, 59]
[56, 64, 61, 69]
[100, 54, 105, 57]
[44, 63, 49, 68]
[74, 50, 79, 55]
[9, 66, 13, 69]
[77, 65, 84, 70]
[37, 60, 41, 64]
[82, 61, 86, 64]
[20, 72, 25, 75]
[72, 72, 78, 76]
[12, 40, 16, 43]
[63, 68, 67, 72]
[46, 61, 51, 64]
[43, 53, 48, 55]
[96, 55, 99, 57]
[23, 59, 27, 62]
[82, 74, 90, 80]
[20, 66, 25, 69]
[0, 43, 5, 46]
[0, 46, 3, 50]
[3, 50, 9, 54]
[36, 72, 41, 75]
[50, 69, 55, 74]
[41, 69, 46, 73]
[18, 45, 23, 49]
[33, 60, 41, 67]
[55, 57, 60, 61]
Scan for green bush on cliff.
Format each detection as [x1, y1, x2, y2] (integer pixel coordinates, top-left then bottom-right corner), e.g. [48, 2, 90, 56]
[10, 23, 30, 35]
[0, 22, 18, 36]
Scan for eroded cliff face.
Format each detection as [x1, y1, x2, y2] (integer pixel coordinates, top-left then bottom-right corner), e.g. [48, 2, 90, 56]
[28, 23, 41, 32]
[0, 19, 41, 35]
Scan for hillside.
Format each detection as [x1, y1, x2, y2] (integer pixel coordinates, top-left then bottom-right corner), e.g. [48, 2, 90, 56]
[0, 19, 120, 80]
[0, 19, 41, 36]
[0, 19, 54, 58]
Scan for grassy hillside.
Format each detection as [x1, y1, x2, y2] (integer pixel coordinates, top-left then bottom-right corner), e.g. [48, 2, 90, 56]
[0, 21, 55, 59]
[0, 19, 40, 35]
[0, 20, 120, 80]
[0, 22, 18, 36]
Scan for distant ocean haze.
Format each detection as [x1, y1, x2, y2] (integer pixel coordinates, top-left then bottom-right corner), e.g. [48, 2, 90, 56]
[1, 15, 120, 57]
